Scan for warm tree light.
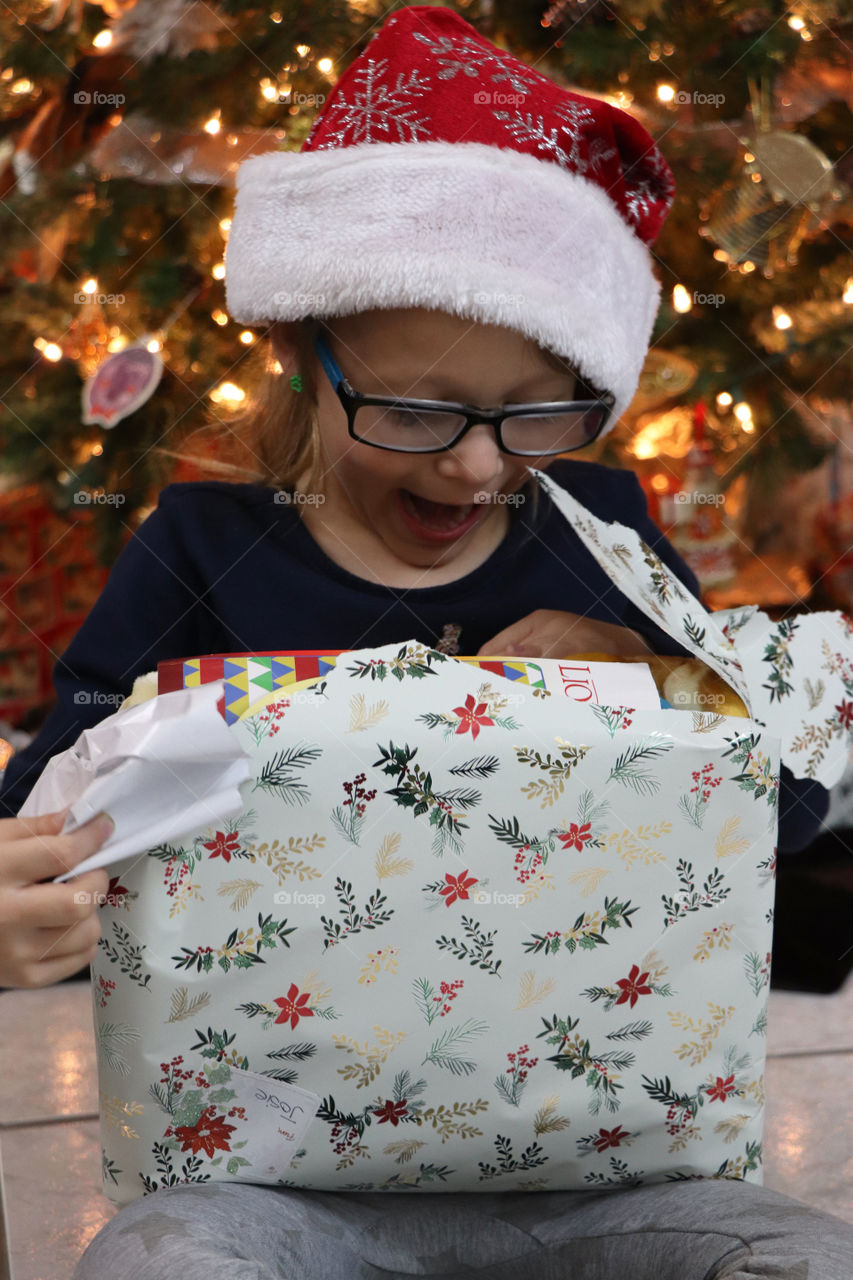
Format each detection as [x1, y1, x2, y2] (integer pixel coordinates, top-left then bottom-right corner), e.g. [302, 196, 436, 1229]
[672, 284, 692, 313]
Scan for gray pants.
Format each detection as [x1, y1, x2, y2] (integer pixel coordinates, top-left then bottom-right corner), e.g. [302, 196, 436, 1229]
[71, 1178, 853, 1279]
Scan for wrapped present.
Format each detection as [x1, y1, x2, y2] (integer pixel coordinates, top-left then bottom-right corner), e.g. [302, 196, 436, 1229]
[17, 466, 853, 1205]
[42, 639, 780, 1202]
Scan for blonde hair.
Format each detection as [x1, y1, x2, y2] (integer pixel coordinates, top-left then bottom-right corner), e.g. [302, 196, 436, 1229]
[154, 317, 596, 540]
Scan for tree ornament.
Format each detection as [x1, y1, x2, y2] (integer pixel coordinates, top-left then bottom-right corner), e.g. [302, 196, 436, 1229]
[107, 0, 224, 62]
[80, 286, 200, 426]
[629, 350, 699, 415]
[36, 0, 131, 33]
[702, 77, 842, 277]
[88, 114, 281, 186]
[82, 342, 164, 428]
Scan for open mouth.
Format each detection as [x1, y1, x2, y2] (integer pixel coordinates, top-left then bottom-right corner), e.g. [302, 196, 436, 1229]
[399, 488, 478, 530]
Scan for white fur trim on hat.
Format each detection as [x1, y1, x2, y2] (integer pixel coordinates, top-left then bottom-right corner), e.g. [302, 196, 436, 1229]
[225, 140, 662, 432]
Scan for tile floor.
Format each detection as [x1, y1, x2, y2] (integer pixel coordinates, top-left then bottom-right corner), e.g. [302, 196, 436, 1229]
[1, 977, 851, 1280]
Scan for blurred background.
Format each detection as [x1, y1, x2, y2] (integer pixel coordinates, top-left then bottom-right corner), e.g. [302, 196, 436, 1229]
[0, 0, 851, 992]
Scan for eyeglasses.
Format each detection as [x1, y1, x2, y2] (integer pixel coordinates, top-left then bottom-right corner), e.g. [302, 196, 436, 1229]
[312, 331, 615, 456]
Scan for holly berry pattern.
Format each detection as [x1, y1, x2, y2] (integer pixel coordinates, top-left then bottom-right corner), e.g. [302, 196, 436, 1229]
[91, 639, 777, 1205]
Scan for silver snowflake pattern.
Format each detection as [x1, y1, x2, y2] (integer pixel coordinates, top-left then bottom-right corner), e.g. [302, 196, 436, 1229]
[313, 58, 432, 148]
[412, 29, 545, 96]
[493, 99, 617, 179]
[623, 146, 675, 230]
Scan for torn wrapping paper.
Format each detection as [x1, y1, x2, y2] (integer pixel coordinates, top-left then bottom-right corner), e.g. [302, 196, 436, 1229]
[17, 682, 253, 882]
[531, 468, 853, 788]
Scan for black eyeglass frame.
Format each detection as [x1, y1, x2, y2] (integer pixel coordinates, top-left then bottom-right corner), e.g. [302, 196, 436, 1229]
[312, 330, 616, 457]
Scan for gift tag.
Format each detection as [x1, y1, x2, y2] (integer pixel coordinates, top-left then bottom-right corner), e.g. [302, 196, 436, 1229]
[224, 1065, 320, 1182]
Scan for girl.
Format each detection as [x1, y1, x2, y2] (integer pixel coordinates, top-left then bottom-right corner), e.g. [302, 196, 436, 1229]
[0, 6, 847, 1276]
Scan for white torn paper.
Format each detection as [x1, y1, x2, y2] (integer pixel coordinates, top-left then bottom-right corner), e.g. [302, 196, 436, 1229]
[17, 682, 253, 883]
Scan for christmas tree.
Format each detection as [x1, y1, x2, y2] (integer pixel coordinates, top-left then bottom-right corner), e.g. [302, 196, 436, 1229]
[0, 0, 851, 724]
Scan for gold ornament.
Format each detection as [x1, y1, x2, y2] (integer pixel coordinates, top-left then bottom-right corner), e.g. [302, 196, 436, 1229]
[629, 350, 699, 415]
[703, 76, 843, 277]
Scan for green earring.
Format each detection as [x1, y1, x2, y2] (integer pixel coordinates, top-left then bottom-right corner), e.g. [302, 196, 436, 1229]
[289, 373, 303, 392]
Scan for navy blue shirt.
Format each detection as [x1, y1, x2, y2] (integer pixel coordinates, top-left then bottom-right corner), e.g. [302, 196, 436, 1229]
[0, 459, 827, 849]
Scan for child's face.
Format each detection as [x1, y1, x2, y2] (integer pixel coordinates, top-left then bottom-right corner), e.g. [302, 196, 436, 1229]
[274, 307, 577, 569]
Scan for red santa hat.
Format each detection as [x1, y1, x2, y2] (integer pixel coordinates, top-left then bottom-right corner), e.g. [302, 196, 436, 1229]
[225, 4, 675, 433]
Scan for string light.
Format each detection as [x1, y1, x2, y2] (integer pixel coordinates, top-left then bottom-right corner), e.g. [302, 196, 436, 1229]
[219, 217, 232, 234]
[93, 29, 112, 48]
[204, 111, 222, 135]
[211, 309, 229, 326]
[11, 79, 34, 94]
[672, 284, 692, 313]
[657, 84, 675, 103]
[239, 331, 255, 344]
[107, 336, 128, 352]
[788, 15, 805, 29]
[146, 338, 162, 353]
[844, 278, 853, 304]
[734, 402, 754, 433]
[317, 57, 333, 74]
[295, 44, 310, 56]
[260, 79, 279, 102]
[773, 307, 792, 330]
[41, 342, 63, 361]
[211, 262, 226, 280]
[80, 277, 98, 295]
[210, 381, 245, 406]
[716, 392, 733, 409]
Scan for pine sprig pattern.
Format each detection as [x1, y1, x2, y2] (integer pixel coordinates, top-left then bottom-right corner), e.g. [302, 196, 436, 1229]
[90, 638, 777, 1202]
[374, 741, 478, 856]
[721, 733, 780, 808]
[761, 619, 798, 703]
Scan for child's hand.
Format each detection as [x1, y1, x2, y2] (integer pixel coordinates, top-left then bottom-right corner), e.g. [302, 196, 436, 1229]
[477, 608, 654, 659]
[0, 808, 114, 989]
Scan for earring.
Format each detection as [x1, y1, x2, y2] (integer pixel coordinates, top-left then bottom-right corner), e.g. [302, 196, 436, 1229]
[290, 373, 303, 392]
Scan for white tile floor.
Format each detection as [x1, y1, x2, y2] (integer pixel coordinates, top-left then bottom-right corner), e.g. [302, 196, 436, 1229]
[1, 978, 851, 1280]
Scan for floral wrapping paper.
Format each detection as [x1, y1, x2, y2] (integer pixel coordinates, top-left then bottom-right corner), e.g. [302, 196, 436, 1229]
[93, 639, 779, 1204]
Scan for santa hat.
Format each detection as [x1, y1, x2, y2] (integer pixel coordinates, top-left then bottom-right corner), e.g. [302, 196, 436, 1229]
[225, 4, 675, 433]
